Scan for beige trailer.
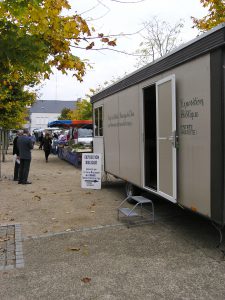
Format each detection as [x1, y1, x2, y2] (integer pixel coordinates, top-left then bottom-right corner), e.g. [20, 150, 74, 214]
[91, 23, 225, 225]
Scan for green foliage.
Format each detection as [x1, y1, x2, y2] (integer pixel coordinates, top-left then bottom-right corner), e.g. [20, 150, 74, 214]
[58, 107, 73, 120]
[70, 100, 92, 120]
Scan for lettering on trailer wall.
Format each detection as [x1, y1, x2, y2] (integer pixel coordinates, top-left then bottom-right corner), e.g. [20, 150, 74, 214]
[179, 97, 205, 136]
[107, 110, 135, 128]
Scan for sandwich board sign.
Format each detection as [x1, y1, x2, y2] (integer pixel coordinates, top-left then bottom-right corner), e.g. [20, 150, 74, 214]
[81, 153, 101, 189]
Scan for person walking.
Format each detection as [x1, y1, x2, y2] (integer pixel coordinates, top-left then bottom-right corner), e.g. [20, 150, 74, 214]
[12, 131, 22, 181]
[42, 133, 52, 162]
[17, 129, 33, 184]
[39, 132, 44, 149]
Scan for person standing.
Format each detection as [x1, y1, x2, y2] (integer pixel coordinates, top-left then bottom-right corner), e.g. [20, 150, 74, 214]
[42, 133, 52, 162]
[12, 131, 22, 181]
[17, 129, 33, 184]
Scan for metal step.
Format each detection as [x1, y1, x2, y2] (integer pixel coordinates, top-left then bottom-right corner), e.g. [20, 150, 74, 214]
[118, 207, 139, 217]
[130, 196, 152, 204]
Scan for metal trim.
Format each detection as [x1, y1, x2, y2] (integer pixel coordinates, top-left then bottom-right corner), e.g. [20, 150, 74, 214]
[210, 48, 225, 225]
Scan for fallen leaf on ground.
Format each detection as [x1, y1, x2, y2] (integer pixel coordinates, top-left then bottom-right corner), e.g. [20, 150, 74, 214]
[43, 230, 48, 233]
[81, 277, 91, 283]
[67, 247, 80, 252]
[33, 195, 41, 201]
[85, 192, 92, 195]
[0, 237, 10, 242]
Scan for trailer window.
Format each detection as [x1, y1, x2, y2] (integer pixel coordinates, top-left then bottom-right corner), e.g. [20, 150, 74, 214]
[94, 106, 103, 136]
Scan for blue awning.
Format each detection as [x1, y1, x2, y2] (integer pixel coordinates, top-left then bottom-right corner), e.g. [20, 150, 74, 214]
[48, 120, 72, 127]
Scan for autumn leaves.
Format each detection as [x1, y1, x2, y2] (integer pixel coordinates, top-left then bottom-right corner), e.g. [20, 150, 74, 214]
[0, 0, 116, 129]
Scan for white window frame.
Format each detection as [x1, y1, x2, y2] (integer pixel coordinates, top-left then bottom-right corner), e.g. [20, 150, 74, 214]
[94, 106, 103, 137]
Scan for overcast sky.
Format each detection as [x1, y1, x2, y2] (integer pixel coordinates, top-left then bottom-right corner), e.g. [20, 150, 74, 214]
[39, 0, 206, 101]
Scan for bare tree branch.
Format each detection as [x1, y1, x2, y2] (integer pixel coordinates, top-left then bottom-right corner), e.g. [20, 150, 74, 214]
[79, 2, 101, 16]
[107, 0, 146, 3]
[72, 45, 143, 56]
[70, 25, 146, 41]
[134, 17, 184, 68]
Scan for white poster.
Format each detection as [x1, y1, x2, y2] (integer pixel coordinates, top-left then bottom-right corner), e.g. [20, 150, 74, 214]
[81, 153, 101, 189]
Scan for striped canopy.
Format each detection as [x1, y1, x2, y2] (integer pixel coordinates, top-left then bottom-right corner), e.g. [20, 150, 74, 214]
[48, 120, 92, 128]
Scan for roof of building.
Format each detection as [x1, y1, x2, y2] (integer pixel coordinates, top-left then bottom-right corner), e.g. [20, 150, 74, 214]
[91, 22, 225, 103]
[29, 100, 76, 113]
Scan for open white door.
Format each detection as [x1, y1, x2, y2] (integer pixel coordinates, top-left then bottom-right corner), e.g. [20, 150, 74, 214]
[156, 75, 177, 203]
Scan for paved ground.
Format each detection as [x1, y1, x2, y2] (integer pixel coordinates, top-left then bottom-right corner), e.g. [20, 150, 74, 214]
[1, 147, 225, 299]
[0, 202, 225, 299]
[0, 224, 24, 271]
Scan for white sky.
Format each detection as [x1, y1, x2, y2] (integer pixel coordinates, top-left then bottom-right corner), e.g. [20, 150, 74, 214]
[39, 0, 207, 101]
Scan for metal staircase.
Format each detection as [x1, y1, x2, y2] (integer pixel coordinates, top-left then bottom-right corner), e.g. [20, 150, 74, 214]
[117, 196, 154, 227]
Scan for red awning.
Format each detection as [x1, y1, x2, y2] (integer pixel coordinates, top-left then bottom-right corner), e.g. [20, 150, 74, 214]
[71, 120, 92, 126]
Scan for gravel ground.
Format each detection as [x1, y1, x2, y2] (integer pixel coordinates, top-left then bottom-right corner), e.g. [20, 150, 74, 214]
[0, 145, 125, 238]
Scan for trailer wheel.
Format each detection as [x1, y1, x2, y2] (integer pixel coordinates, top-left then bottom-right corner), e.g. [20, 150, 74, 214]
[125, 182, 140, 203]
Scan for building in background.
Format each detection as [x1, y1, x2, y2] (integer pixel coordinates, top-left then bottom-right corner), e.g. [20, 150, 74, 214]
[29, 100, 76, 132]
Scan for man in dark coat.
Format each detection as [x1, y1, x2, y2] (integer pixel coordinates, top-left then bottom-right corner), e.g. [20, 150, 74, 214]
[17, 129, 33, 184]
[12, 131, 22, 181]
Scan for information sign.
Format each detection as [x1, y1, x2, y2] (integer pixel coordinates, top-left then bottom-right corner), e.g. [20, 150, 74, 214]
[81, 153, 101, 189]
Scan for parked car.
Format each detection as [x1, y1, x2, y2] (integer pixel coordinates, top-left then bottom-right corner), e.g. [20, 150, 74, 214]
[78, 128, 93, 146]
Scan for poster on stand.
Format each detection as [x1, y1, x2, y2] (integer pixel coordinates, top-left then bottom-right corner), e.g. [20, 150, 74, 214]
[81, 153, 101, 189]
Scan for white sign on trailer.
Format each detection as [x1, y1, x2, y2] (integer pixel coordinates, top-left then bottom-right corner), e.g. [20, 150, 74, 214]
[81, 153, 101, 189]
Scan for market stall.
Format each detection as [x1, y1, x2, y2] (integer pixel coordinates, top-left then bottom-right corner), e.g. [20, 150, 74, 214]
[48, 119, 93, 168]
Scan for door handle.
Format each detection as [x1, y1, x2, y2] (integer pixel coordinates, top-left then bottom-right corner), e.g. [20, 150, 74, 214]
[158, 132, 178, 148]
[158, 137, 167, 140]
[169, 131, 178, 148]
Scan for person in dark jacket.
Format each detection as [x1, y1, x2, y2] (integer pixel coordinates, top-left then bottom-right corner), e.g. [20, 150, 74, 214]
[39, 132, 44, 149]
[17, 129, 33, 184]
[42, 133, 52, 162]
[12, 131, 22, 181]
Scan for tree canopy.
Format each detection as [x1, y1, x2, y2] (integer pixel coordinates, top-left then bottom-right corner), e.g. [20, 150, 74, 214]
[58, 107, 73, 120]
[69, 100, 92, 121]
[0, 0, 116, 129]
[192, 0, 225, 31]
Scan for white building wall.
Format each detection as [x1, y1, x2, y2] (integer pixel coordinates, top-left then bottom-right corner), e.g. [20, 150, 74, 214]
[30, 113, 60, 132]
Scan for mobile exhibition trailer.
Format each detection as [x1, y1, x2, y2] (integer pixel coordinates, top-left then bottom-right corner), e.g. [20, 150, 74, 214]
[91, 23, 225, 225]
